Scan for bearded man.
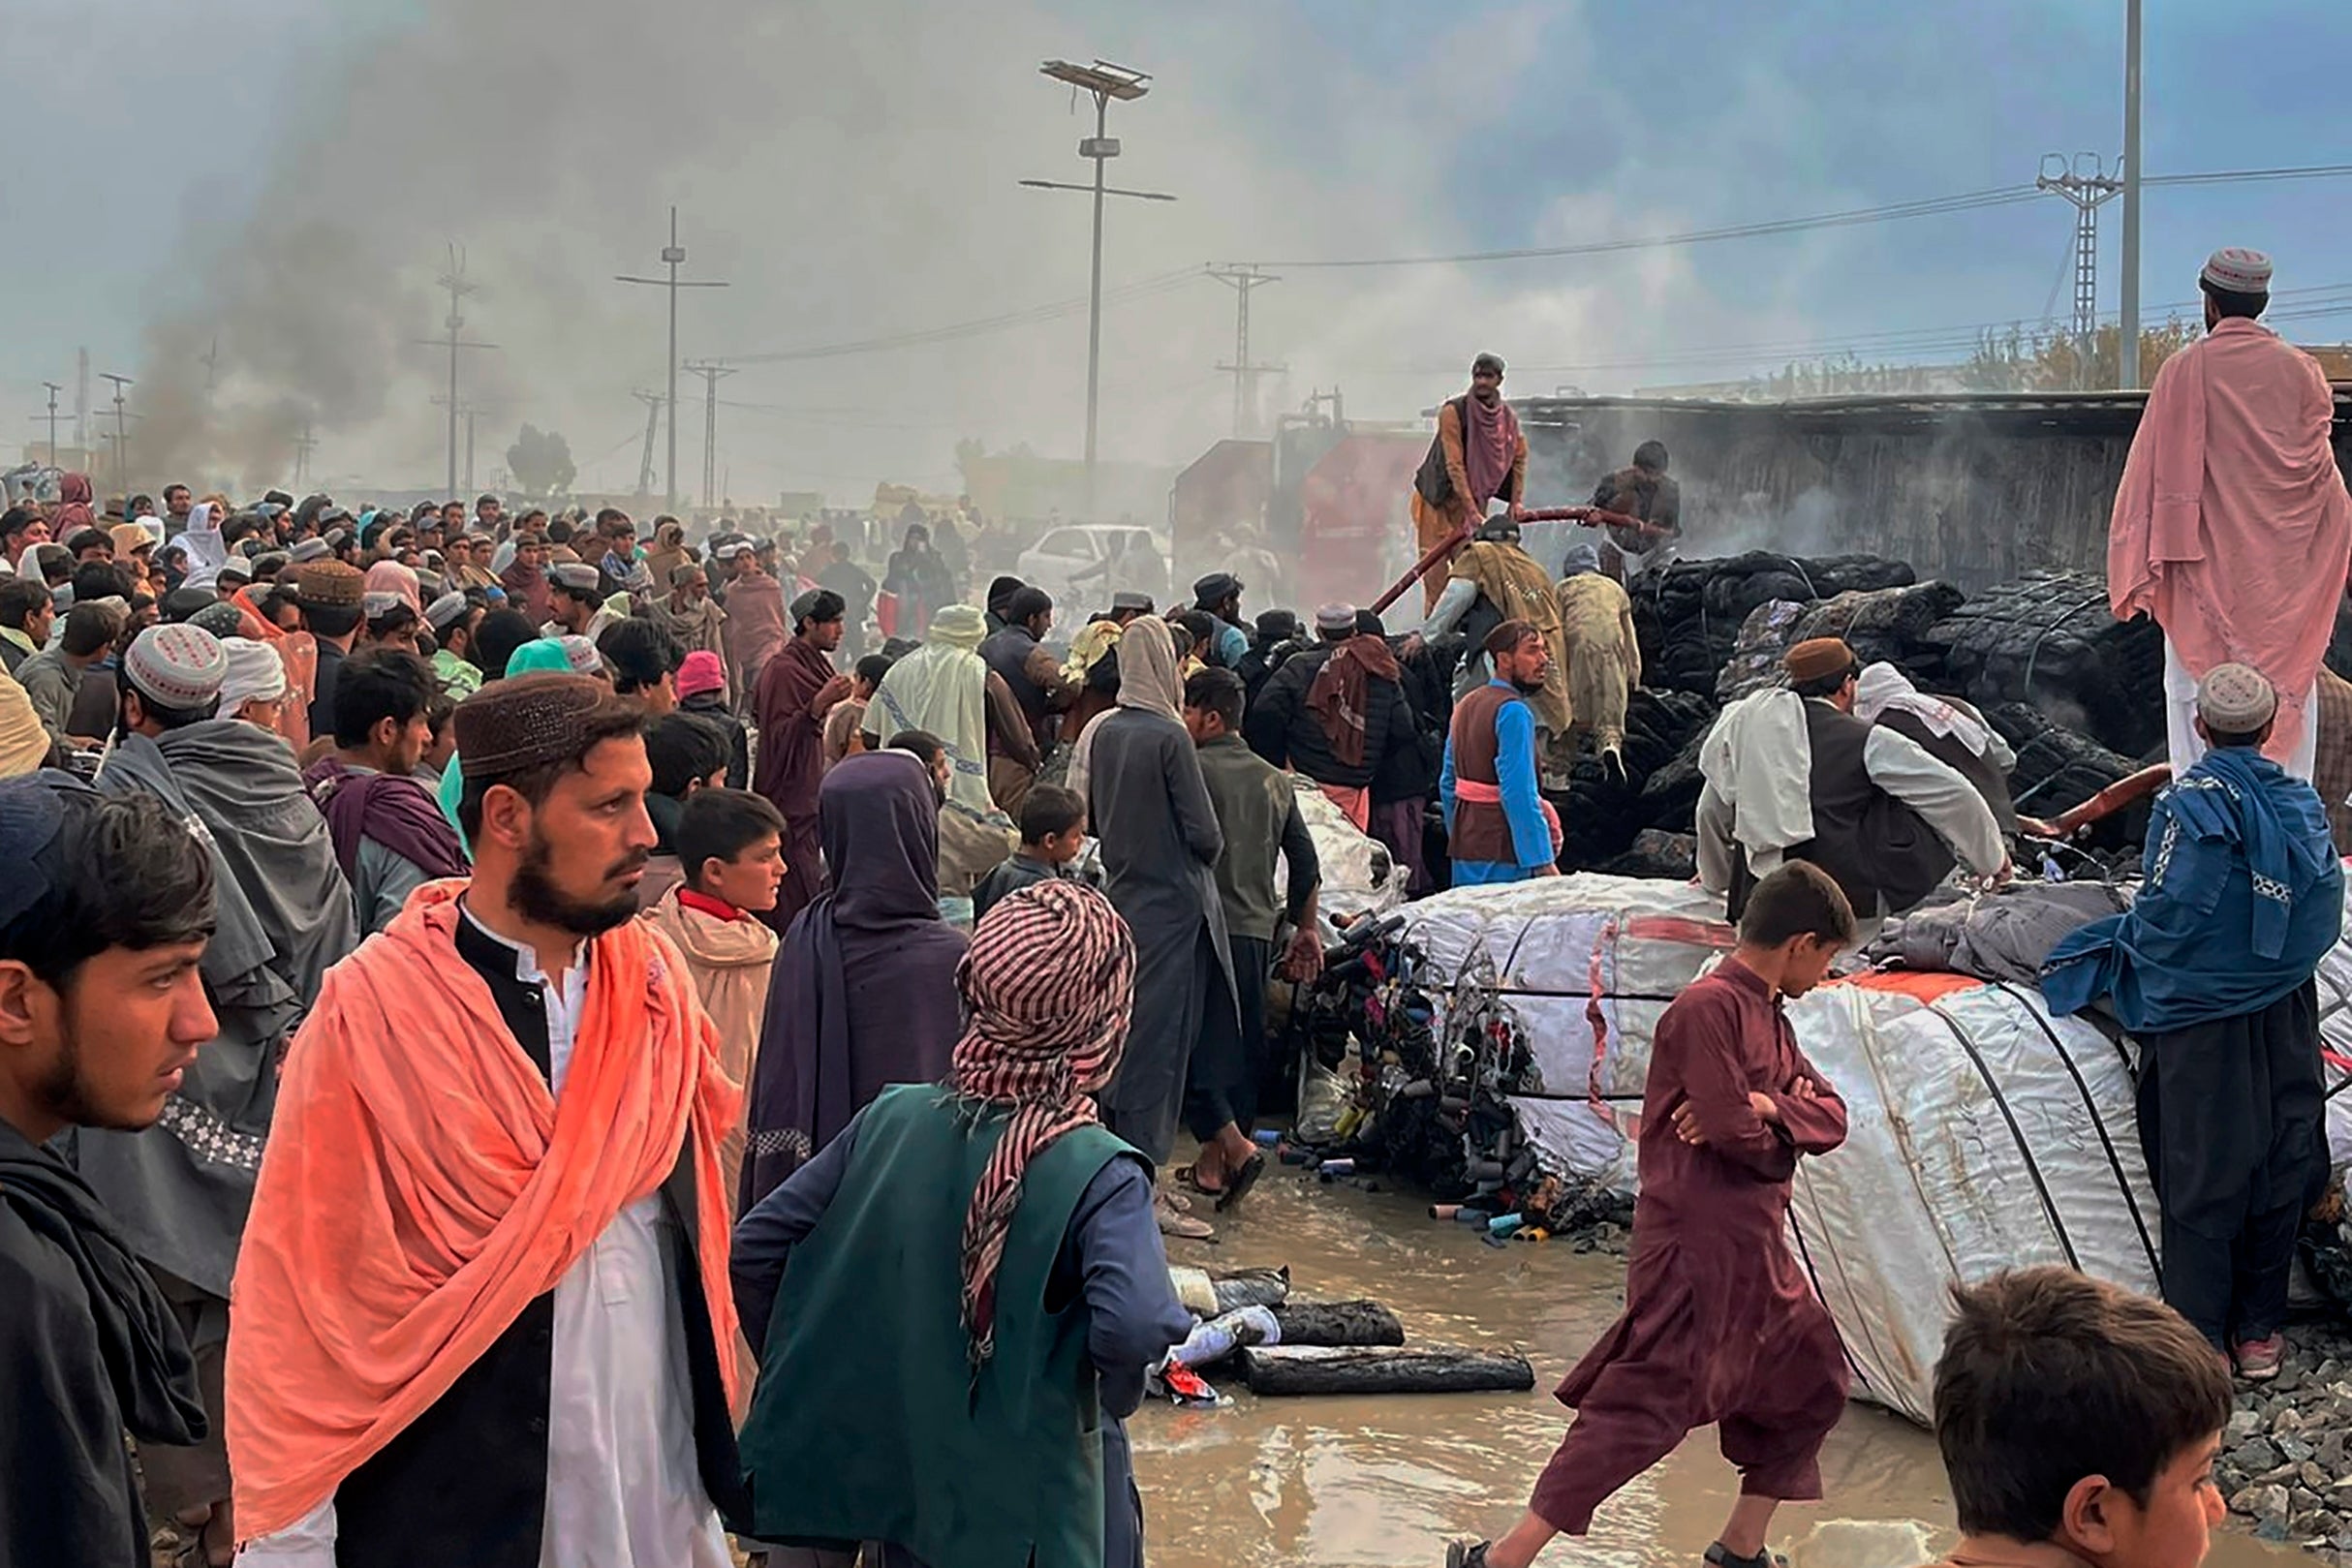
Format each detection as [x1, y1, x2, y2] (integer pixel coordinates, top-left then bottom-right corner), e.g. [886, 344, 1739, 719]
[1408, 352, 1529, 613]
[227, 674, 746, 1567]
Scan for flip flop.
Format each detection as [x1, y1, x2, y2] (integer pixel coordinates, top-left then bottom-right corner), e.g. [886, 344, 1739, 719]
[1173, 1166, 1225, 1201]
[1215, 1152, 1266, 1213]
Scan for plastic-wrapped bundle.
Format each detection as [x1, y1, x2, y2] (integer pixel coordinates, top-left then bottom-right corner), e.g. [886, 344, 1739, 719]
[1715, 600, 1808, 703]
[1550, 688, 1718, 868]
[1922, 570, 2165, 759]
[1789, 580, 1966, 679]
[1628, 553, 1917, 696]
[1987, 701, 2139, 837]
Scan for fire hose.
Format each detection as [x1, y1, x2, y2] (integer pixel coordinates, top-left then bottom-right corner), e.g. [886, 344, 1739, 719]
[2015, 762, 2173, 841]
[1367, 506, 1674, 616]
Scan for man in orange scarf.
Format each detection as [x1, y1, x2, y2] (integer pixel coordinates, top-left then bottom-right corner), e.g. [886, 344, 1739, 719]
[227, 672, 746, 1568]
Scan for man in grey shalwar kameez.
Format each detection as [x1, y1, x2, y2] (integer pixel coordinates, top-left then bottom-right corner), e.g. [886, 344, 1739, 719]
[79, 624, 356, 1561]
[1071, 616, 1237, 1239]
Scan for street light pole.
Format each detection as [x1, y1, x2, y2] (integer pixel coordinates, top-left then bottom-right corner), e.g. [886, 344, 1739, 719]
[1085, 90, 1107, 489]
[1026, 59, 1168, 515]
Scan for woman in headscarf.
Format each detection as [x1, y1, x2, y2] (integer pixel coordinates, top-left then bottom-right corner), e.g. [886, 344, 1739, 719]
[362, 559, 424, 617]
[167, 502, 229, 588]
[1063, 616, 1233, 1237]
[1852, 661, 2019, 833]
[732, 880, 1190, 1568]
[50, 471, 97, 537]
[739, 748, 969, 1211]
[642, 518, 691, 588]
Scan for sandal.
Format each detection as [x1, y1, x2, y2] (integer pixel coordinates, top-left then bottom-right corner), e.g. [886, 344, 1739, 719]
[1155, 1192, 1215, 1241]
[1216, 1152, 1266, 1213]
[1173, 1166, 1224, 1200]
[1703, 1544, 1788, 1568]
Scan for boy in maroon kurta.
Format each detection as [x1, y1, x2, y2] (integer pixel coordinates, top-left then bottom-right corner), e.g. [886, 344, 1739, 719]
[1452, 861, 1857, 1568]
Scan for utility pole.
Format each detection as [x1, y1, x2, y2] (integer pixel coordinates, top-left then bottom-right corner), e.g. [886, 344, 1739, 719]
[684, 359, 737, 510]
[1208, 264, 1285, 437]
[1023, 60, 1174, 513]
[2035, 154, 2123, 388]
[2119, 0, 2145, 386]
[465, 409, 479, 493]
[75, 349, 89, 453]
[293, 421, 318, 489]
[201, 335, 222, 396]
[35, 383, 62, 466]
[629, 390, 666, 499]
[100, 373, 136, 493]
[616, 207, 729, 513]
[421, 245, 498, 498]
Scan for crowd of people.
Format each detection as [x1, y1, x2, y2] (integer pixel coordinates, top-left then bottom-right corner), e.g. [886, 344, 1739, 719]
[0, 242, 2345, 1568]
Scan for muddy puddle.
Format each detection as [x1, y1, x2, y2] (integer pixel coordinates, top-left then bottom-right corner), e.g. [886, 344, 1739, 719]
[1132, 1170, 2296, 1568]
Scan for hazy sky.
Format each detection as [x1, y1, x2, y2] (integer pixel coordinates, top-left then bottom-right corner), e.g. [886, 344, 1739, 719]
[7, 0, 2348, 504]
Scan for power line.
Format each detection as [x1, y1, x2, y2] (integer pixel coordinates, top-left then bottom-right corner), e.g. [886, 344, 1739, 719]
[723, 164, 2352, 371]
[729, 268, 1201, 364]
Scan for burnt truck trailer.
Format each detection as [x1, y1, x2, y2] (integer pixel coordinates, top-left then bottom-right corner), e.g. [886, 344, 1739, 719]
[1511, 388, 2352, 590]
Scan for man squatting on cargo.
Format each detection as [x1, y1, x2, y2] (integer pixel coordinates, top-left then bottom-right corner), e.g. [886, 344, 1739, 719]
[1448, 861, 1856, 1568]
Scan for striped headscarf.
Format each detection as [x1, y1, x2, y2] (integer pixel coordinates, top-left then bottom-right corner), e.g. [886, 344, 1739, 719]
[948, 879, 1136, 1364]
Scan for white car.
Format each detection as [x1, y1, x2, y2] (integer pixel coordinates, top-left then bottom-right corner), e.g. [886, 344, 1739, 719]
[1015, 524, 1170, 614]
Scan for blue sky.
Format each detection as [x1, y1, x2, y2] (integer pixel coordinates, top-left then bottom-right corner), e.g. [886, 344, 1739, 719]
[7, 0, 2349, 490]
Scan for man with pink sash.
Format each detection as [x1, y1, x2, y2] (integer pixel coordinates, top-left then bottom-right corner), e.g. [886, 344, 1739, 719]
[2109, 246, 2352, 782]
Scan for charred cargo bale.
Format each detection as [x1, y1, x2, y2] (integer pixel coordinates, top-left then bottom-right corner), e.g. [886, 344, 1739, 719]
[1630, 552, 1916, 696]
[1923, 570, 2164, 759]
[1790, 580, 1967, 681]
[1716, 600, 1808, 703]
[1598, 828, 1698, 879]
[1552, 689, 1718, 868]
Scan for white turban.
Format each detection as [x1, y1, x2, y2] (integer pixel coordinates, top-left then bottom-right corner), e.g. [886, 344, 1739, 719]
[218, 637, 288, 712]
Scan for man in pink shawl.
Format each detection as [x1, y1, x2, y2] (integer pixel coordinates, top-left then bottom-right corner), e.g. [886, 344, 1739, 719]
[2109, 247, 2352, 781]
[1409, 353, 1530, 613]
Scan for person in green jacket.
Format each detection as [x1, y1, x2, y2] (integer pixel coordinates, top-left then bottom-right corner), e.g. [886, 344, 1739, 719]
[731, 879, 1191, 1568]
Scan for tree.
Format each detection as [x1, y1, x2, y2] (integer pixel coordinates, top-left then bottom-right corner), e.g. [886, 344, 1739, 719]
[506, 424, 576, 497]
[1962, 320, 2198, 393]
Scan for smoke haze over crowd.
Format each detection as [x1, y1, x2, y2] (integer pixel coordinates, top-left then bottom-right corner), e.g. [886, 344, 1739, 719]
[9, 0, 2351, 504]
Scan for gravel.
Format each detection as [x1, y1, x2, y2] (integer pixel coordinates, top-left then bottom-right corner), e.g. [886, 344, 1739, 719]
[2214, 1322, 2352, 1562]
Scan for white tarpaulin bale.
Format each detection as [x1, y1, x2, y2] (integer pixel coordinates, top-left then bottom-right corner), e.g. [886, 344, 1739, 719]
[1389, 874, 1736, 1191]
[1781, 975, 2160, 1424]
[1290, 777, 1405, 934]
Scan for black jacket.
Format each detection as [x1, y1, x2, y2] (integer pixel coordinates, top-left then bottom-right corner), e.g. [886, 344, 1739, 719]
[1244, 641, 1408, 791]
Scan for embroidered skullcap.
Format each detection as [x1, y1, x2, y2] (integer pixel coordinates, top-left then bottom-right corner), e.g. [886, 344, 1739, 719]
[676, 650, 727, 699]
[550, 561, 602, 594]
[1314, 602, 1357, 635]
[124, 623, 229, 709]
[218, 637, 287, 710]
[1782, 636, 1857, 685]
[454, 672, 614, 780]
[296, 560, 363, 607]
[423, 590, 471, 630]
[361, 592, 403, 619]
[558, 634, 603, 675]
[216, 556, 254, 585]
[1109, 591, 1155, 614]
[1484, 618, 1540, 658]
[2201, 247, 2273, 294]
[2196, 661, 2276, 733]
[189, 601, 248, 640]
[290, 538, 330, 564]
